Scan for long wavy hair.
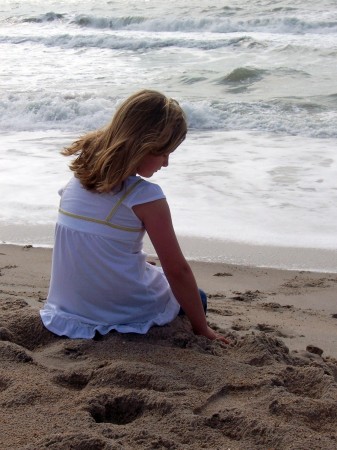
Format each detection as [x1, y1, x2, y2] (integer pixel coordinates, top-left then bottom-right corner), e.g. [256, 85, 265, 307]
[62, 89, 187, 192]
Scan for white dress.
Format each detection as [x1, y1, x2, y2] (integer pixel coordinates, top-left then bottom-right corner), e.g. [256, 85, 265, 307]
[40, 175, 180, 338]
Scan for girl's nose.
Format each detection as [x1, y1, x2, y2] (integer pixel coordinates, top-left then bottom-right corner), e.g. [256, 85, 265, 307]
[163, 155, 169, 167]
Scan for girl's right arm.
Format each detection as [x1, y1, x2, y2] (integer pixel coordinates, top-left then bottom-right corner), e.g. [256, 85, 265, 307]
[133, 198, 229, 343]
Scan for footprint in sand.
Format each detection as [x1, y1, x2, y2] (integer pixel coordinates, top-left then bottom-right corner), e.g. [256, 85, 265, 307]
[271, 365, 333, 400]
[86, 391, 172, 425]
[52, 371, 91, 391]
[230, 290, 264, 302]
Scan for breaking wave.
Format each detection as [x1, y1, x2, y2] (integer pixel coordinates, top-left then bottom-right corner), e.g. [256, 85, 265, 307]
[1, 92, 336, 138]
[13, 12, 337, 35]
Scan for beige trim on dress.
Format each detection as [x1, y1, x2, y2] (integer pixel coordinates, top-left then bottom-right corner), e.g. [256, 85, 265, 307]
[58, 179, 144, 233]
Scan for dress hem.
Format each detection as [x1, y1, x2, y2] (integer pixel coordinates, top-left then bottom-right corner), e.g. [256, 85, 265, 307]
[40, 303, 180, 339]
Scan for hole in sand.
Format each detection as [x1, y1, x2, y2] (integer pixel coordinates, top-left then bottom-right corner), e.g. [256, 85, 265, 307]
[88, 394, 145, 424]
[53, 371, 90, 390]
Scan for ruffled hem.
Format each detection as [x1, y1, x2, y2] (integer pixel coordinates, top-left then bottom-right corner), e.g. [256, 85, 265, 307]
[40, 301, 180, 339]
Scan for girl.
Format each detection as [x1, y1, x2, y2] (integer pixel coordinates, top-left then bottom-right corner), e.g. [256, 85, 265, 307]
[40, 89, 228, 343]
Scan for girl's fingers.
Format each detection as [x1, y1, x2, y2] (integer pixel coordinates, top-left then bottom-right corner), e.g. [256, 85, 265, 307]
[215, 334, 231, 344]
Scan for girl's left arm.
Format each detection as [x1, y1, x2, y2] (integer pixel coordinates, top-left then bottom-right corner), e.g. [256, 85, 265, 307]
[133, 198, 229, 343]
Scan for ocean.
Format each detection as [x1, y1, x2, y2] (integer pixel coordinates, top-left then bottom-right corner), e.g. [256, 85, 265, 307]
[1, 0, 337, 271]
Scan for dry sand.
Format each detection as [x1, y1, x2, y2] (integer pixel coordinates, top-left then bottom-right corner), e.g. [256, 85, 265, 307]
[1, 243, 337, 449]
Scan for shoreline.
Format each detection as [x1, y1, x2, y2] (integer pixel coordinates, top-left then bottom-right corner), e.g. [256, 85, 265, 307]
[146, 235, 337, 274]
[1, 242, 337, 358]
[1, 224, 337, 273]
[1, 242, 337, 449]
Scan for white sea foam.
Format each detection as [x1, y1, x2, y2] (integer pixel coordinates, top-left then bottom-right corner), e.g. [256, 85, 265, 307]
[1, 130, 336, 252]
[1, 0, 337, 269]
[154, 131, 337, 250]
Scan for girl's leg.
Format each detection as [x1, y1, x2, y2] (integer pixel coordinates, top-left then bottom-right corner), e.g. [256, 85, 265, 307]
[178, 288, 207, 316]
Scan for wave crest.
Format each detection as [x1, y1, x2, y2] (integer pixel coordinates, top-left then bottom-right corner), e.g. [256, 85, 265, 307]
[0, 93, 335, 139]
[73, 14, 146, 29]
[217, 67, 267, 84]
[16, 13, 337, 35]
[23, 12, 65, 23]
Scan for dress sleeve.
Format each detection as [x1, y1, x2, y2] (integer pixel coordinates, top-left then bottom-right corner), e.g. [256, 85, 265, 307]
[123, 180, 166, 208]
[58, 187, 65, 197]
[58, 178, 73, 197]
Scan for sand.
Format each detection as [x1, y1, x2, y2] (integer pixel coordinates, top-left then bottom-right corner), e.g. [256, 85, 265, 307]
[1, 243, 337, 449]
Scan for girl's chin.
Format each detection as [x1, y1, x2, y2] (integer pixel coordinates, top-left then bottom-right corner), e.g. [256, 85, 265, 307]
[137, 173, 153, 178]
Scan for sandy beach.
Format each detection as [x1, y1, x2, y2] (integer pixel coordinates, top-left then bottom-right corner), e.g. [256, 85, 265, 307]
[1, 243, 337, 449]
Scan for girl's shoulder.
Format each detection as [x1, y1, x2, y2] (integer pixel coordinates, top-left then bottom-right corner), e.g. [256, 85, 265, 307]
[123, 176, 166, 207]
[58, 176, 84, 197]
[59, 175, 165, 207]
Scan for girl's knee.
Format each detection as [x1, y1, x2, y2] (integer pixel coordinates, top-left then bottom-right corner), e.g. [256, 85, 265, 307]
[179, 289, 207, 316]
[198, 288, 207, 314]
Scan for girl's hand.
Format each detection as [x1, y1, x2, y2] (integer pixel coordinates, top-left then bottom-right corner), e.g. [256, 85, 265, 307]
[195, 326, 231, 344]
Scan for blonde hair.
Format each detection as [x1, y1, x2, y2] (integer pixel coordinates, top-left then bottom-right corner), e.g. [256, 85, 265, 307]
[62, 89, 187, 192]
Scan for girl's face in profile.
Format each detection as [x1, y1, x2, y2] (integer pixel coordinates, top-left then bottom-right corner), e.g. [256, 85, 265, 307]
[136, 152, 170, 178]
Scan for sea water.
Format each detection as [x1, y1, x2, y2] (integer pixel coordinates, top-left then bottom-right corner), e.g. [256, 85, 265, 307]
[1, 0, 337, 271]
